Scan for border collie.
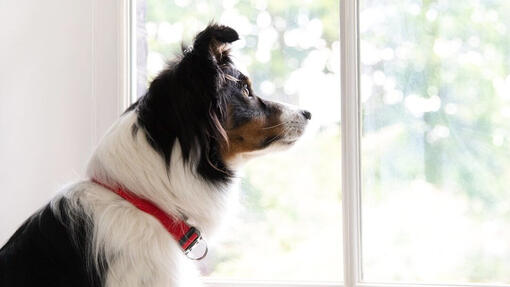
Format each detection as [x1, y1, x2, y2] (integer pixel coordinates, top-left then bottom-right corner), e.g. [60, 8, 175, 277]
[0, 24, 311, 287]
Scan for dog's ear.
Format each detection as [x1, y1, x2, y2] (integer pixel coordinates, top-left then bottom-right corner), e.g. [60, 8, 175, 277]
[192, 23, 239, 64]
[183, 23, 239, 100]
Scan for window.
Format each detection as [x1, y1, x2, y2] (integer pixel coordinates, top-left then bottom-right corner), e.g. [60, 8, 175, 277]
[134, 0, 342, 283]
[132, 0, 510, 286]
[360, 0, 510, 284]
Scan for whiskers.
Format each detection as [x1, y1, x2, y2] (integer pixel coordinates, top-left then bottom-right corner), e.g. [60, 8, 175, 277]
[261, 121, 289, 130]
[260, 120, 306, 144]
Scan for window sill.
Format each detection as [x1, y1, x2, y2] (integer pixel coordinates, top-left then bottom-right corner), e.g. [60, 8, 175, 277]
[204, 279, 343, 287]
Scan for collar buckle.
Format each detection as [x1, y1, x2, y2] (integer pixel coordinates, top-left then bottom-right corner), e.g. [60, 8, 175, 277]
[180, 227, 208, 260]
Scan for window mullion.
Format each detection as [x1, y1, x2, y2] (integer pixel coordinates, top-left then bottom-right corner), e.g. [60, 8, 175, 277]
[341, 0, 362, 286]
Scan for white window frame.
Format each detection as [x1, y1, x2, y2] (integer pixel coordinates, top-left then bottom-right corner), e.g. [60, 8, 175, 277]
[92, 0, 132, 138]
[341, 0, 362, 287]
[119, 0, 510, 287]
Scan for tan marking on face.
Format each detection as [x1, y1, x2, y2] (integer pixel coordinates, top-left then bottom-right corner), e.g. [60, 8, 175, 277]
[245, 77, 253, 87]
[221, 112, 284, 162]
[224, 74, 238, 82]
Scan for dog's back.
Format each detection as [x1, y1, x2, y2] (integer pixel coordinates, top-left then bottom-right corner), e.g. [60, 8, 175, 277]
[0, 199, 102, 287]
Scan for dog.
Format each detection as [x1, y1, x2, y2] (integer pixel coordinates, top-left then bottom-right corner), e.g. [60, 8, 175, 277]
[0, 24, 311, 287]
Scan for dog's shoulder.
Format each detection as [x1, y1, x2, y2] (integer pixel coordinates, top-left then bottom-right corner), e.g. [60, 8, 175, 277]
[0, 196, 103, 287]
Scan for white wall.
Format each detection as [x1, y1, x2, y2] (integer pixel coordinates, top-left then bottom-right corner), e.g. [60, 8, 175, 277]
[0, 0, 127, 244]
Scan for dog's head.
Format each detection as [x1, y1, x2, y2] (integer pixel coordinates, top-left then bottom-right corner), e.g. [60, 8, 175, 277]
[133, 24, 311, 183]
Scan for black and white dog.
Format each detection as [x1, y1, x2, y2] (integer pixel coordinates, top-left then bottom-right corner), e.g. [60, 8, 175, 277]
[0, 24, 310, 287]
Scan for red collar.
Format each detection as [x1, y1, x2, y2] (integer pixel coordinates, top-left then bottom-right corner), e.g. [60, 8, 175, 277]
[92, 179, 207, 260]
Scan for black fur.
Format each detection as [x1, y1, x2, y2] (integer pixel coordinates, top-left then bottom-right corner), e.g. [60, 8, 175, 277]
[131, 24, 240, 184]
[0, 199, 106, 287]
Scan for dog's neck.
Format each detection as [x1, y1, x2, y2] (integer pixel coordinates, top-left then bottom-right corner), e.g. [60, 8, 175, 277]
[86, 111, 238, 239]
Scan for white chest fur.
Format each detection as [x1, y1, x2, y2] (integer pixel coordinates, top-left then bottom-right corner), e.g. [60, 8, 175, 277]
[76, 111, 238, 286]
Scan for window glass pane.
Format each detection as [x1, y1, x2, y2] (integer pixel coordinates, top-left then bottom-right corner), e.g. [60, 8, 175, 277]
[361, 0, 510, 283]
[136, 0, 342, 281]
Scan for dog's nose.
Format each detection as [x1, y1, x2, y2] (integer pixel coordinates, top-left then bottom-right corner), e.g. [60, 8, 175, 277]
[301, 110, 312, 120]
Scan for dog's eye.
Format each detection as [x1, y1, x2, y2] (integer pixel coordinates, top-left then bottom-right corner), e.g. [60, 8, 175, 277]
[242, 84, 252, 98]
